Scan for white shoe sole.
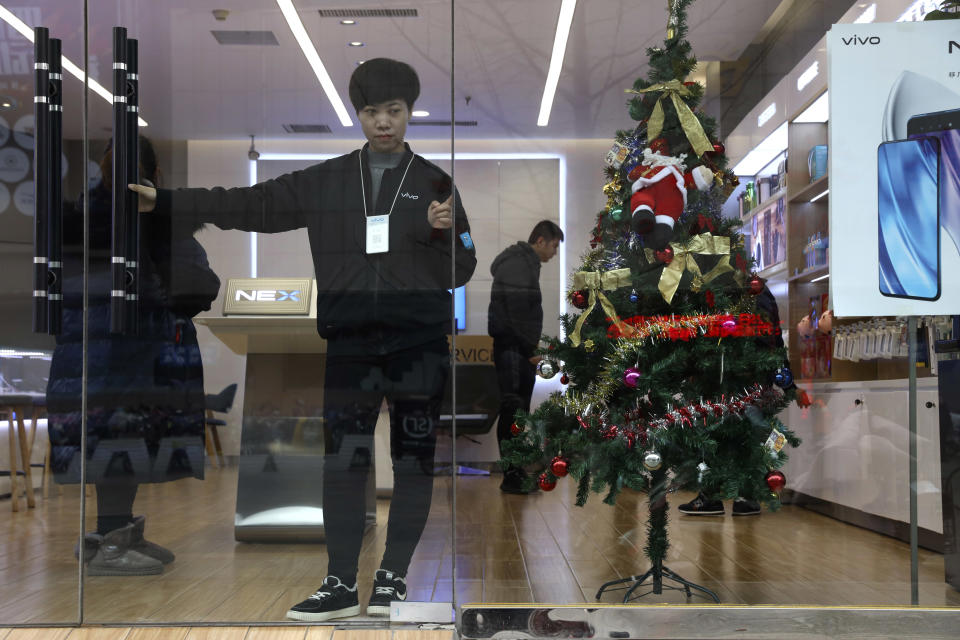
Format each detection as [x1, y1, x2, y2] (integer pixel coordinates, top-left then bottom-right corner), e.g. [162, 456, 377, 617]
[366, 604, 390, 617]
[678, 509, 724, 516]
[286, 604, 361, 622]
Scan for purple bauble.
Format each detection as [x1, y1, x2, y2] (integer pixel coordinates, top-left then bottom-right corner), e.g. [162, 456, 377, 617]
[623, 367, 642, 388]
[720, 318, 737, 336]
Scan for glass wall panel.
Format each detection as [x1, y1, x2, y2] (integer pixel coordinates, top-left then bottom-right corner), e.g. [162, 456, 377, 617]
[70, 0, 456, 625]
[452, 0, 960, 625]
[0, 0, 84, 624]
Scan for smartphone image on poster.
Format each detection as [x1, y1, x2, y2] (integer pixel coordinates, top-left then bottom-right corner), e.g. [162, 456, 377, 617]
[877, 136, 941, 301]
[908, 108, 960, 258]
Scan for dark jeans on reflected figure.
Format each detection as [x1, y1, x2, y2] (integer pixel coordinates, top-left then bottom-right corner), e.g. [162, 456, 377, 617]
[493, 340, 536, 460]
[322, 337, 449, 586]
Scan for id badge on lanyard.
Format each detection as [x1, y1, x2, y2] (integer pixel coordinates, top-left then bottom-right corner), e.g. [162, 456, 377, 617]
[366, 214, 390, 254]
[360, 150, 415, 255]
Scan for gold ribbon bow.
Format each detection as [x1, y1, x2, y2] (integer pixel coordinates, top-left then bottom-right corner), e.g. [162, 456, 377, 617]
[570, 268, 632, 347]
[626, 80, 713, 157]
[644, 233, 733, 305]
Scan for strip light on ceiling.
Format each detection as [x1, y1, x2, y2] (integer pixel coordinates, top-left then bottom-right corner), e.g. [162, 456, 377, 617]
[537, 0, 577, 127]
[0, 4, 148, 126]
[276, 0, 353, 127]
[732, 122, 788, 177]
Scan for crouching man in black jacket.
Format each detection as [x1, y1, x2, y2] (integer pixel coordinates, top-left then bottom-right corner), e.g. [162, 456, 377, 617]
[131, 59, 476, 621]
[488, 221, 563, 494]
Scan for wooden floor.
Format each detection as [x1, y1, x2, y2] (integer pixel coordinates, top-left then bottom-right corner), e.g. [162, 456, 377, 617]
[1, 465, 958, 625]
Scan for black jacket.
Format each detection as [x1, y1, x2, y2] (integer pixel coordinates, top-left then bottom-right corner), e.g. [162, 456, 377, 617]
[156, 144, 476, 353]
[46, 182, 220, 484]
[487, 241, 542, 358]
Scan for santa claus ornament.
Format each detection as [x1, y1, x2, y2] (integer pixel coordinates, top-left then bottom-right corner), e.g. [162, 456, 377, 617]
[628, 145, 714, 250]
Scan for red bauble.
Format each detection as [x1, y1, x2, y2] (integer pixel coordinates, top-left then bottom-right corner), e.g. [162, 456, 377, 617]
[538, 473, 557, 491]
[551, 457, 569, 477]
[510, 422, 522, 436]
[571, 290, 589, 309]
[766, 470, 787, 493]
[748, 275, 764, 295]
[654, 246, 674, 265]
[560, 374, 569, 385]
[712, 141, 725, 155]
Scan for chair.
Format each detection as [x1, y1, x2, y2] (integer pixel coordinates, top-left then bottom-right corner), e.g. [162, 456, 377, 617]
[1, 394, 47, 511]
[204, 384, 237, 468]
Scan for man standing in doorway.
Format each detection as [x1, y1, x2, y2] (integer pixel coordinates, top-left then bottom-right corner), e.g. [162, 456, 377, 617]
[488, 220, 563, 494]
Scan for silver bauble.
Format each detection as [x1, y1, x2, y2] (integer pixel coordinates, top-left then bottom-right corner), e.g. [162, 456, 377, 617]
[643, 451, 663, 471]
[537, 360, 557, 379]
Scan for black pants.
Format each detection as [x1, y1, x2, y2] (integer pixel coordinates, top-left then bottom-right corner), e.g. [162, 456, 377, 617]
[322, 338, 449, 583]
[493, 341, 536, 459]
[95, 479, 138, 535]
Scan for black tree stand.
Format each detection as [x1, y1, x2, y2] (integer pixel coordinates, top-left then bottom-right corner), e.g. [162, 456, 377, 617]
[594, 468, 721, 604]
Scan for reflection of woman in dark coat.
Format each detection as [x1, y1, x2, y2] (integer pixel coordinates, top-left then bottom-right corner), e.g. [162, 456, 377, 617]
[45, 138, 220, 575]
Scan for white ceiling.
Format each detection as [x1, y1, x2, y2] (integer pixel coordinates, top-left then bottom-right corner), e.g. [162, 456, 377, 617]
[11, 0, 782, 141]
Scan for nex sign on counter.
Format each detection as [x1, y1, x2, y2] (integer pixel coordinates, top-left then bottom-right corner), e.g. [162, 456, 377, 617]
[223, 278, 313, 315]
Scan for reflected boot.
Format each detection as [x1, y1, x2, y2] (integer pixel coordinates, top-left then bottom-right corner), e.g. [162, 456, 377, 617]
[74, 532, 101, 563]
[87, 523, 164, 576]
[129, 515, 175, 564]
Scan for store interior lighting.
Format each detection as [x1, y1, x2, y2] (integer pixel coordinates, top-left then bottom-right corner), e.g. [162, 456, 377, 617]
[793, 91, 829, 123]
[732, 122, 788, 177]
[0, 3, 148, 126]
[276, 0, 353, 127]
[810, 189, 829, 203]
[854, 3, 877, 23]
[537, 0, 577, 127]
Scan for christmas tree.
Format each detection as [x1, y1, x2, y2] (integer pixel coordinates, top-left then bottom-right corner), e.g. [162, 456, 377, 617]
[500, 0, 800, 601]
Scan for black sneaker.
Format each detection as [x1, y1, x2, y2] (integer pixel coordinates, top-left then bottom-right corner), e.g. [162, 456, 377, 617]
[500, 469, 538, 495]
[286, 576, 360, 621]
[677, 493, 724, 516]
[732, 498, 761, 516]
[367, 569, 407, 617]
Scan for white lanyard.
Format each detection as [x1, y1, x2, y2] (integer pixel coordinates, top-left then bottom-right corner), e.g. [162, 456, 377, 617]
[359, 150, 415, 218]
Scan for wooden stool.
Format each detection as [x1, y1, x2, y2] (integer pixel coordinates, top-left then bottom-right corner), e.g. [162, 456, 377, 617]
[1, 393, 46, 512]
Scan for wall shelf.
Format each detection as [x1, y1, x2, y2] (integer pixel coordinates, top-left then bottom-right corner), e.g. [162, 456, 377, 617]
[788, 264, 828, 283]
[789, 174, 829, 204]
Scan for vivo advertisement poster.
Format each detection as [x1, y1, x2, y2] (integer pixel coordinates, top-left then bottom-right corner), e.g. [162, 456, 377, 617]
[829, 21, 960, 316]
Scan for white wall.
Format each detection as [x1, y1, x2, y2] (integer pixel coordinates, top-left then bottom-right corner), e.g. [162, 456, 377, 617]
[187, 137, 610, 456]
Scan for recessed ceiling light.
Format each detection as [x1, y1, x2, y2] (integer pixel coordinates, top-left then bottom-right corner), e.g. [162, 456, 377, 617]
[340, 19, 356, 25]
[348, 41, 364, 47]
[0, 96, 15, 110]
[411, 110, 429, 117]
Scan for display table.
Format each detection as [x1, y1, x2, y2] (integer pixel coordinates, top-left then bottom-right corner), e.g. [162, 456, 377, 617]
[196, 313, 376, 542]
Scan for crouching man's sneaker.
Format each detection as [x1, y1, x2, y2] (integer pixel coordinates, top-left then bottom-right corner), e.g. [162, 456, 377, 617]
[732, 498, 761, 516]
[286, 576, 360, 621]
[367, 569, 407, 617]
[677, 493, 724, 516]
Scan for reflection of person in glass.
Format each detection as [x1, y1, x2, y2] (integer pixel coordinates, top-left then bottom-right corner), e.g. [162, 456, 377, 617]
[130, 59, 477, 621]
[488, 221, 563, 494]
[46, 137, 220, 575]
